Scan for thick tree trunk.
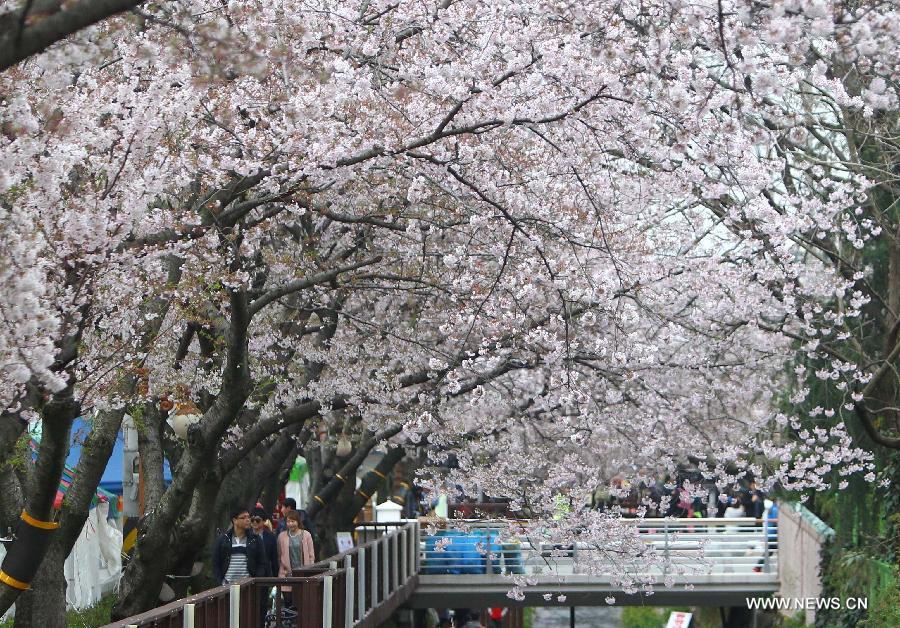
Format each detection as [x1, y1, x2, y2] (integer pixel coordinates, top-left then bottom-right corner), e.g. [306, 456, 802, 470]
[167, 476, 223, 598]
[313, 478, 357, 559]
[137, 404, 168, 509]
[12, 537, 67, 627]
[260, 444, 297, 516]
[309, 444, 406, 557]
[11, 409, 126, 625]
[0, 391, 78, 615]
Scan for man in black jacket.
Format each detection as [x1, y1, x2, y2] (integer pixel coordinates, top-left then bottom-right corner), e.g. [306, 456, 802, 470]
[212, 507, 267, 585]
[250, 505, 278, 578]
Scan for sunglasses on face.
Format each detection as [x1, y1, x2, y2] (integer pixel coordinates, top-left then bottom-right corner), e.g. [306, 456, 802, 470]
[250, 517, 263, 523]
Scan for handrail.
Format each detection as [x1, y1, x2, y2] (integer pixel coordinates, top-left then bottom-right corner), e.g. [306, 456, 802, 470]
[418, 517, 778, 578]
[104, 516, 779, 627]
[105, 521, 421, 628]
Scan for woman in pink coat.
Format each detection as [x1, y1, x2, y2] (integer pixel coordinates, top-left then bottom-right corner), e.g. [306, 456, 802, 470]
[277, 511, 315, 604]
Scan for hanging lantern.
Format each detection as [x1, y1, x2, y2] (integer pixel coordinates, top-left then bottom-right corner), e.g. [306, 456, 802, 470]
[335, 434, 352, 458]
[168, 400, 202, 439]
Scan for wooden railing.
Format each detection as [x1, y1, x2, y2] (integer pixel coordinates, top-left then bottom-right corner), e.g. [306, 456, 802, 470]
[103, 521, 420, 628]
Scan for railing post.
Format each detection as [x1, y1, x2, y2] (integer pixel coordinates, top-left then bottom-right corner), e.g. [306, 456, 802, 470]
[230, 584, 241, 628]
[184, 603, 195, 628]
[382, 535, 389, 601]
[762, 520, 771, 574]
[399, 527, 407, 584]
[344, 555, 355, 628]
[358, 546, 367, 620]
[485, 543, 493, 575]
[323, 575, 333, 628]
[409, 520, 419, 574]
[663, 520, 670, 576]
[392, 530, 399, 592]
[372, 538, 379, 605]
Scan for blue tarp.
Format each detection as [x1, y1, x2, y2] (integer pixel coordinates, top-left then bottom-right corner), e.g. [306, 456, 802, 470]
[67, 417, 172, 494]
[422, 529, 505, 575]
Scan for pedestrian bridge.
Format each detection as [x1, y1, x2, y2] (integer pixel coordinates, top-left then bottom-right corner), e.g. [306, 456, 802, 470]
[407, 517, 777, 609]
[105, 517, 779, 628]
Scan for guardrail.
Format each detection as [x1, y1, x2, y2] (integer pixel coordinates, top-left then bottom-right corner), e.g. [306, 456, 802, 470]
[103, 521, 420, 628]
[419, 517, 778, 578]
[104, 516, 776, 626]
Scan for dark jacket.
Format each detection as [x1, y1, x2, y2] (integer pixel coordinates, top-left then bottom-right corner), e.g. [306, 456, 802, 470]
[260, 528, 278, 578]
[212, 528, 267, 584]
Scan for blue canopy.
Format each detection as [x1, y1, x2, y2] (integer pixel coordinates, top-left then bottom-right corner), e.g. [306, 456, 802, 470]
[67, 417, 172, 494]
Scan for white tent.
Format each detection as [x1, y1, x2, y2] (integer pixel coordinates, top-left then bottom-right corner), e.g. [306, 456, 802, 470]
[64, 501, 123, 609]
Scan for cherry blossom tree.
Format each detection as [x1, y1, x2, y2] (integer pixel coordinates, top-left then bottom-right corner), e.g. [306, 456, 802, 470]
[1, 0, 898, 620]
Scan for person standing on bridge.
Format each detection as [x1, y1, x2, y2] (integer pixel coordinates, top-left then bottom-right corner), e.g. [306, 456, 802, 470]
[277, 510, 315, 608]
[212, 507, 268, 585]
[250, 505, 278, 578]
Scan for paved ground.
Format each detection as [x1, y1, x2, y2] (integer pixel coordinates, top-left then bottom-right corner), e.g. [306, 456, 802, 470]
[531, 605, 622, 627]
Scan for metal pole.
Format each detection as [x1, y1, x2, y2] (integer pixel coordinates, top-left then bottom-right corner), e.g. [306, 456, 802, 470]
[323, 575, 333, 628]
[569, 606, 575, 628]
[372, 539, 379, 605]
[415, 521, 421, 573]
[408, 522, 416, 576]
[663, 520, 670, 576]
[382, 536, 389, 600]
[358, 547, 367, 620]
[183, 603, 195, 628]
[392, 530, 399, 592]
[400, 527, 408, 584]
[229, 584, 241, 628]
[344, 556, 355, 628]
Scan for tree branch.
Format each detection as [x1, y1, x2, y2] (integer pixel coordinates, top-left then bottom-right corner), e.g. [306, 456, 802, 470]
[0, 0, 145, 72]
[248, 256, 382, 316]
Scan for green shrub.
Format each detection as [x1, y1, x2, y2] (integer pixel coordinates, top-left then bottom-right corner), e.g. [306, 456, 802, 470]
[622, 606, 667, 628]
[778, 611, 808, 627]
[0, 595, 117, 628]
[523, 607, 534, 628]
[859, 574, 900, 628]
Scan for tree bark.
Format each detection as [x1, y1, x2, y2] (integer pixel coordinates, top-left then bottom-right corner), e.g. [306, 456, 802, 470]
[166, 474, 223, 598]
[12, 541, 67, 628]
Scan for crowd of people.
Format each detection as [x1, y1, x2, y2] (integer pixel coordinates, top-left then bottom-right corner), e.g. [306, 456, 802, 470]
[211, 497, 316, 623]
[592, 473, 778, 523]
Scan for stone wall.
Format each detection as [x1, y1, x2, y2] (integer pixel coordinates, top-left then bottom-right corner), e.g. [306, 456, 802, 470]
[777, 501, 835, 625]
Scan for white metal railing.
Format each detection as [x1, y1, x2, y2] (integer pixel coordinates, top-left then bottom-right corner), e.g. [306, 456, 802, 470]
[348, 520, 420, 626]
[418, 517, 778, 579]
